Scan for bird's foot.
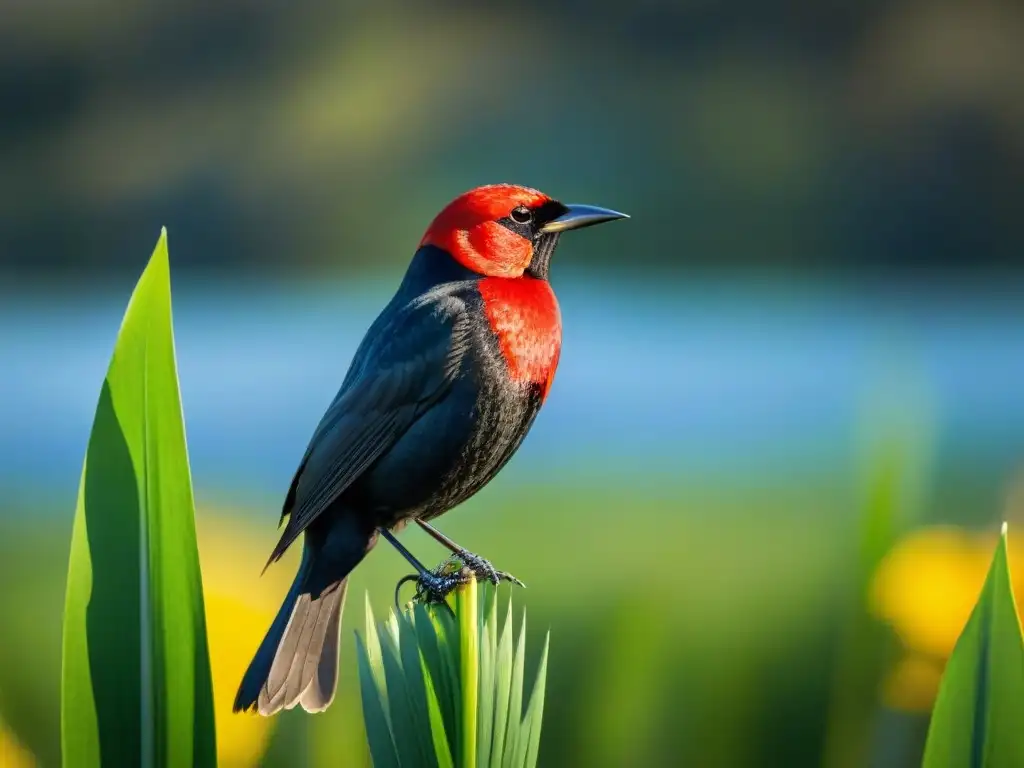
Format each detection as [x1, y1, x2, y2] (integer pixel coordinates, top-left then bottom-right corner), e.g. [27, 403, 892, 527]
[395, 553, 525, 607]
[413, 568, 469, 605]
[454, 549, 526, 589]
[393, 557, 470, 606]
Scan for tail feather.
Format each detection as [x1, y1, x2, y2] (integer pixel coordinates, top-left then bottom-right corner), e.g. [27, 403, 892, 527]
[232, 551, 347, 716]
[300, 582, 346, 712]
[262, 580, 346, 714]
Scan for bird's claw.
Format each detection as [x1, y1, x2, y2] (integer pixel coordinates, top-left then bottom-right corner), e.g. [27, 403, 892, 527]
[456, 549, 526, 588]
[394, 552, 525, 608]
[394, 567, 469, 607]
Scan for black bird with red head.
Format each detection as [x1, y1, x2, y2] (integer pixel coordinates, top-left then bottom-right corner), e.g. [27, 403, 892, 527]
[234, 184, 627, 716]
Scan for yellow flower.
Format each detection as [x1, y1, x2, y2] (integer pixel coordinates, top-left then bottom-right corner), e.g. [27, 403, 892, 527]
[870, 526, 994, 659]
[0, 720, 35, 768]
[195, 507, 299, 768]
[869, 524, 1024, 712]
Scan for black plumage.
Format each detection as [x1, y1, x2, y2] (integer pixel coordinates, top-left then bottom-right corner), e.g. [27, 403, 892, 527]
[234, 247, 547, 715]
[233, 185, 626, 716]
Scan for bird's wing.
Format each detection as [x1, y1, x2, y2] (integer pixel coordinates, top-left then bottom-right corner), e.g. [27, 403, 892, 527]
[265, 289, 472, 566]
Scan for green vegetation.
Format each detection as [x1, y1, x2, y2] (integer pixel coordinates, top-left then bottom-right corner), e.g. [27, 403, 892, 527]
[53, 232, 551, 767]
[922, 525, 1024, 767]
[357, 579, 548, 768]
[15, 229, 1024, 766]
[59, 231, 215, 767]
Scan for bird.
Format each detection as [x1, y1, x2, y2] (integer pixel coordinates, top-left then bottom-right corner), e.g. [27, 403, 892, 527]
[233, 183, 627, 716]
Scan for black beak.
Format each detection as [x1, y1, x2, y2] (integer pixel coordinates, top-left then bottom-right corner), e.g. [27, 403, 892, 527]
[539, 203, 629, 234]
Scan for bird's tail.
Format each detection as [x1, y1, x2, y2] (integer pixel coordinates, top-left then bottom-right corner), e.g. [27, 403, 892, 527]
[233, 548, 349, 715]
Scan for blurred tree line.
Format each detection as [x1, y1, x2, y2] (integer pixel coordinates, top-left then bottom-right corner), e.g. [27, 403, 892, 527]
[1, 0, 1023, 280]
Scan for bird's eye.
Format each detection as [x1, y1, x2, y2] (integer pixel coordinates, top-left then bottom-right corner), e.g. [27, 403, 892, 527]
[510, 206, 533, 224]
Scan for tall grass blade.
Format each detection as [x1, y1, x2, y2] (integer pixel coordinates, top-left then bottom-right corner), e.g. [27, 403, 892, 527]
[364, 594, 392, 727]
[378, 613, 429, 767]
[521, 632, 550, 768]
[458, 579, 479, 768]
[922, 524, 1024, 767]
[359, 582, 547, 768]
[399, 611, 439, 766]
[414, 603, 457, 756]
[422, 669, 455, 768]
[502, 612, 527, 768]
[432, 604, 462, 751]
[477, 592, 497, 768]
[356, 633, 400, 768]
[60, 230, 216, 768]
[489, 599, 515, 767]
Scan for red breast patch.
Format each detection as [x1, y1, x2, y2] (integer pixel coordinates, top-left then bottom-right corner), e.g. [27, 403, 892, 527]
[478, 277, 562, 399]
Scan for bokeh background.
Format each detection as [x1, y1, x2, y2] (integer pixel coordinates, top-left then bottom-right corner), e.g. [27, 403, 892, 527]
[3, 2, 1024, 766]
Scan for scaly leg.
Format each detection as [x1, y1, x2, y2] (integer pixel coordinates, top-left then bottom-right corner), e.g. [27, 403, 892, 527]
[379, 527, 464, 607]
[414, 519, 525, 588]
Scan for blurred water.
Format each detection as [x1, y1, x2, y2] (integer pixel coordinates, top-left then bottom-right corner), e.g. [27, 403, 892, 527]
[3, 272, 1024, 510]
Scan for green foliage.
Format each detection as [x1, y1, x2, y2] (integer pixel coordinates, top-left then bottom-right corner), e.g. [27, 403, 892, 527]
[922, 524, 1024, 768]
[822, 389, 934, 768]
[60, 230, 216, 768]
[357, 579, 549, 768]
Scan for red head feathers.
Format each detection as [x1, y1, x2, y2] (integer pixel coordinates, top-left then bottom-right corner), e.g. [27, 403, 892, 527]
[420, 184, 552, 278]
